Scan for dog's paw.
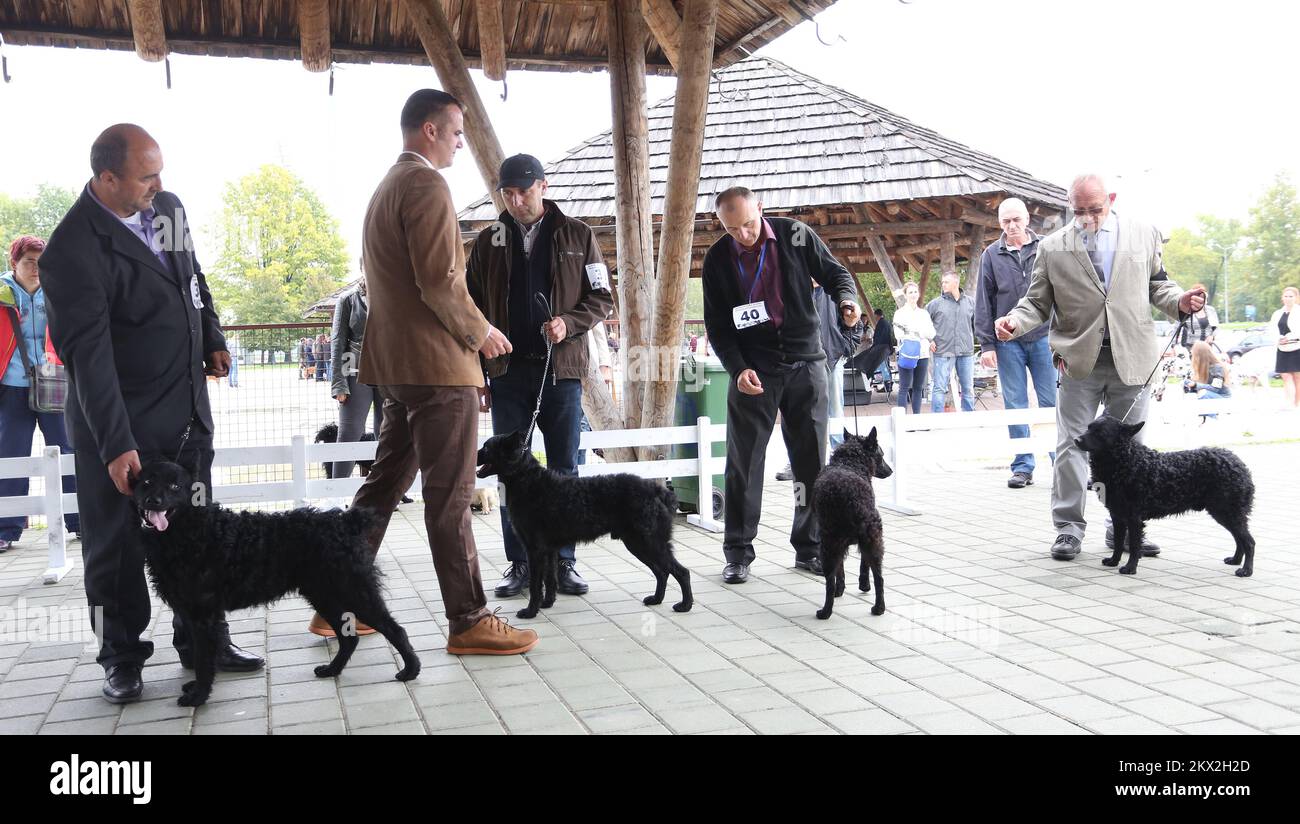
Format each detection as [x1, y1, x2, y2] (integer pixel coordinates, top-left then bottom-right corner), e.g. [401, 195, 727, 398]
[177, 681, 209, 707]
[643, 594, 664, 606]
[1119, 566, 1138, 575]
[1102, 557, 1119, 567]
[672, 601, 692, 613]
[541, 596, 556, 609]
[871, 604, 886, 616]
[1224, 556, 1242, 566]
[858, 580, 870, 593]
[815, 607, 832, 620]
[516, 607, 538, 619]
[834, 584, 845, 598]
[314, 664, 342, 678]
[394, 664, 421, 682]
[1235, 568, 1253, 578]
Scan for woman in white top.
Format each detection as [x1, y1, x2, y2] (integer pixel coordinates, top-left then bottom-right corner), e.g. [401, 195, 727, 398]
[891, 280, 937, 413]
[1271, 285, 1300, 407]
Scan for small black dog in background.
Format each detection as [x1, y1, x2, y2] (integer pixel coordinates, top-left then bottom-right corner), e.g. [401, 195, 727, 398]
[134, 460, 420, 706]
[812, 428, 892, 619]
[1075, 415, 1256, 576]
[315, 422, 376, 479]
[476, 431, 692, 618]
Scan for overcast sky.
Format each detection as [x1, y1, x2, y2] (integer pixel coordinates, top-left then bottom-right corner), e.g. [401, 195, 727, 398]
[1, 0, 1296, 270]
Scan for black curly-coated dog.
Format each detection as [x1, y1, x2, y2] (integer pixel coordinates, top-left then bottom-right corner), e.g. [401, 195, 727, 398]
[811, 428, 892, 619]
[315, 422, 376, 479]
[476, 431, 692, 618]
[134, 460, 420, 707]
[1075, 415, 1256, 577]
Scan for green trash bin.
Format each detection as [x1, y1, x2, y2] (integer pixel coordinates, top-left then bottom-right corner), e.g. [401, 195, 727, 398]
[671, 354, 728, 521]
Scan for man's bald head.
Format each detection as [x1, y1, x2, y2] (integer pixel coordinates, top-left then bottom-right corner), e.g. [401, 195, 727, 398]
[1069, 173, 1115, 233]
[89, 124, 164, 217]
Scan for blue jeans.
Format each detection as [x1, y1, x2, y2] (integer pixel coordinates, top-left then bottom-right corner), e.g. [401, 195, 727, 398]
[995, 337, 1057, 476]
[0, 385, 80, 540]
[931, 354, 975, 413]
[826, 356, 846, 448]
[489, 361, 583, 563]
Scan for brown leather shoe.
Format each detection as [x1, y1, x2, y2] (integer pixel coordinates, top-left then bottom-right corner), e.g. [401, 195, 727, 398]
[446, 613, 539, 655]
[308, 612, 377, 637]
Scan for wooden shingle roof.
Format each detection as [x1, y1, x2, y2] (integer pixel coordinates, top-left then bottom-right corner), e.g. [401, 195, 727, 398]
[460, 55, 1067, 220]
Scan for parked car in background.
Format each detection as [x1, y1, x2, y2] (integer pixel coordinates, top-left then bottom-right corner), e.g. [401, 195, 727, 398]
[1227, 327, 1270, 362]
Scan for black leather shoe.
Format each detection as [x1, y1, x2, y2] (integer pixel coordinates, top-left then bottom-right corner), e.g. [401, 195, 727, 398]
[102, 663, 144, 704]
[722, 563, 749, 584]
[1105, 524, 1160, 556]
[557, 560, 589, 596]
[494, 562, 529, 597]
[179, 643, 266, 672]
[1050, 534, 1082, 560]
[794, 556, 824, 575]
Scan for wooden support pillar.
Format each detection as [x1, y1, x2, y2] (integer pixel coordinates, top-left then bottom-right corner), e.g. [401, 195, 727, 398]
[298, 0, 331, 72]
[607, 0, 656, 437]
[126, 0, 166, 62]
[478, 0, 507, 82]
[940, 231, 956, 275]
[580, 369, 638, 465]
[867, 235, 906, 307]
[641, 0, 683, 72]
[643, 0, 718, 435]
[917, 250, 932, 298]
[963, 223, 986, 299]
[403, 0, 506, 213]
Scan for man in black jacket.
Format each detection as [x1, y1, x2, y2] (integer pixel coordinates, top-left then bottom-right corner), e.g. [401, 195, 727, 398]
[42, 124, 263, 704]
[702, 187, 859, 584]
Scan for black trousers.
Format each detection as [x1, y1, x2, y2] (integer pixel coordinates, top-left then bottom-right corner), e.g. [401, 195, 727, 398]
[77, 431, 228, 669]
[723, 360, 828, 565]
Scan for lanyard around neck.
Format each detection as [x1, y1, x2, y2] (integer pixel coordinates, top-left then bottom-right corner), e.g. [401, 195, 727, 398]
[741, 242, 768, 303]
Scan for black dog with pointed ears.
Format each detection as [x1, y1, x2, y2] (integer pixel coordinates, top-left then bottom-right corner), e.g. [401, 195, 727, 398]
[1075, 415, 1256, 577]
[811, 428, 893, 619]
[476, 431, 692, 618]
[134, 460, 420, 706]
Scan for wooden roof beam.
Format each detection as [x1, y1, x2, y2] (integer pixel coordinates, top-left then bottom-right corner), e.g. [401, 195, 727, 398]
[403, 0, 507, 212]
[478, 0, 507, 81]
[298, 0, 331, 73]
[641, 0, 683, 73]
[125, 0, 166, 62]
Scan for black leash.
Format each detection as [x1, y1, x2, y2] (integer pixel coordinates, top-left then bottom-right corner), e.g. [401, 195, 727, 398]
[521, 292, 554, 454]
[1120, 316, 1189, 423]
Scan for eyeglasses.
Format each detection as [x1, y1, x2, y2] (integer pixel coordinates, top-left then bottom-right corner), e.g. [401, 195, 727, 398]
[1072, 206, 1107, 218]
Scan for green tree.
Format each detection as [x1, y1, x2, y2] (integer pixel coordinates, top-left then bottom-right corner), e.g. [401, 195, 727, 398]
[208, 165, 350, 324]
[1239, 173, 1300, 319]
[0, 184, 78, 259]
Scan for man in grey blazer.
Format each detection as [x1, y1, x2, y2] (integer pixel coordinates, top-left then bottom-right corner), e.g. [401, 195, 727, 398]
[995, 174, 1206, 560]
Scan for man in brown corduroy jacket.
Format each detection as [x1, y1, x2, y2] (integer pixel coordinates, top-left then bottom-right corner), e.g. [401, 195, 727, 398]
[327, 89, 537, 656]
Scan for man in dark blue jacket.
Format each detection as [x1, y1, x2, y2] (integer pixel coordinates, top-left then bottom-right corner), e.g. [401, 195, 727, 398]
[42, 124, 263, 704]
[974, 198, 1056, 488]
[702, 187, 859, 584]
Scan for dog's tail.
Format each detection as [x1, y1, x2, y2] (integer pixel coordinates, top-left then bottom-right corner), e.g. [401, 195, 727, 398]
[655, 483, 678, 518]
[342, 504, 376, 539]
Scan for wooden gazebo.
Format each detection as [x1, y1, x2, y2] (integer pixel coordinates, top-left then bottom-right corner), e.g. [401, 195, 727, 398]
[0, 0, 888, 442]
[460, 55, 1068, 313]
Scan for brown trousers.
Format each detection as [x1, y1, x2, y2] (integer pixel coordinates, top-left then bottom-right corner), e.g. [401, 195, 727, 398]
[352, 385, 489, 635]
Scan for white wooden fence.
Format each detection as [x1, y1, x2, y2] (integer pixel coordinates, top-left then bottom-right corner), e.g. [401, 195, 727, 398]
[2, 396, 1287, 586]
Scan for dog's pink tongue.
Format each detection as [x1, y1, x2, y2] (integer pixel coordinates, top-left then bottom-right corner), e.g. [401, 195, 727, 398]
[145, 510, 169, 532]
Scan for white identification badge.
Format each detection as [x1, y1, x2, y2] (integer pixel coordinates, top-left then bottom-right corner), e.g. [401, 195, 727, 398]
[733, 301, 770, 330]
[189, 275, 203, 309]
[585, 262, 609, 291]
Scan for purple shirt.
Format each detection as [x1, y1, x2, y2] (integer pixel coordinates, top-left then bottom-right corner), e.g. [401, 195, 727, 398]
[730, 218, 784, 329]
[86, 183, 174, 273]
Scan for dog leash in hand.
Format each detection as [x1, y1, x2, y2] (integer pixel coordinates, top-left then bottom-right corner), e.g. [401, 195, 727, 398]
[173, 418, 194, 462]
[521, 292, 555, 454]
[1120, 316, 1189, 423]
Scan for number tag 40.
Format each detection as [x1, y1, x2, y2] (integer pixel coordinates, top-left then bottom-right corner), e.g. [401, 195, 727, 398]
[732, 301, 771, 330]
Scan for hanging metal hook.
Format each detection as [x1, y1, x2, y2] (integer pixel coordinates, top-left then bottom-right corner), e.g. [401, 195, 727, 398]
[164, 55, 172, 89]
[793, 1, 847, 47]
[500, 78, 508, 102]
[329, 65, 335, 96]
[1, 33, 11, 83]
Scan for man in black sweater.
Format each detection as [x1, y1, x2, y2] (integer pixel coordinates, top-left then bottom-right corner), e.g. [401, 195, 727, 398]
[702, 187, 859, 584]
